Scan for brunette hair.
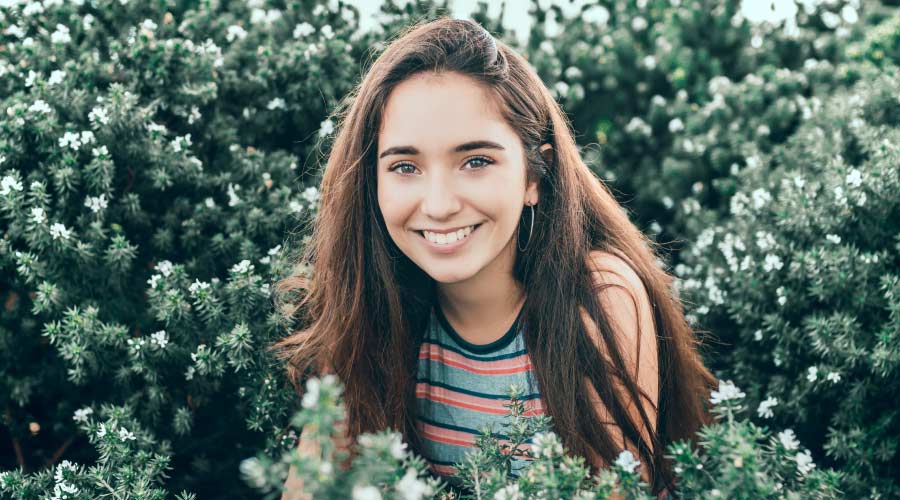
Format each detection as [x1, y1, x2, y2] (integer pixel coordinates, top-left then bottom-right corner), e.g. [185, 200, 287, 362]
[271, 16, 717, 495]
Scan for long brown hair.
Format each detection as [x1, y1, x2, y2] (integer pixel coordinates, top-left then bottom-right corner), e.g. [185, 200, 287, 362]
[271, 16, 717, 495]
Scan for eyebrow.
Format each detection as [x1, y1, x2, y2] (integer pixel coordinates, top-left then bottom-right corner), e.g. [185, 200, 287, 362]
[378, 140, 506, 159]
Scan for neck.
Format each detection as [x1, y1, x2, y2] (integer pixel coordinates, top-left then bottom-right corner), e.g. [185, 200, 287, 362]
[435, 240, 525, 342]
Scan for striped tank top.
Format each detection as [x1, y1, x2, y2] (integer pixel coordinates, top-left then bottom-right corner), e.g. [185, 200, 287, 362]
[415, 301, 545, 487]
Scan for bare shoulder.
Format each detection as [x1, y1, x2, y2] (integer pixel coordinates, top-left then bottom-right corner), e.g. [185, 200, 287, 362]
[586, 249, 647, 295]
[580, 249, 658, 369]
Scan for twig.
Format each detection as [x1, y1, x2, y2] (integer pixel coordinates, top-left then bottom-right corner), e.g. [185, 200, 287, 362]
[97, 477, 125, 500]
[46, 435, 76, 467]
[5, 405, 28, 473]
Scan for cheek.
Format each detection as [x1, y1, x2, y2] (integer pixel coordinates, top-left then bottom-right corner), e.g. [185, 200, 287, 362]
[377, 180, 412, 226]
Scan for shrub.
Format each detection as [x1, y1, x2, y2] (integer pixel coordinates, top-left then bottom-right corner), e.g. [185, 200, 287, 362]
[674, 67, 900, 498]
[239, 376, 843, 500]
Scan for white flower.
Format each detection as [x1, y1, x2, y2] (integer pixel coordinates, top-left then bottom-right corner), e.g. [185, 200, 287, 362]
[755, 231, 776, 251]
[776, 286, 787, 306]
[227, 183, 242, 207]
[59, 131, 82, 150]
[532, 431, 564, 458]
[553, 81, 570, 97]
[171, 133, 192, 153]
[807, 366, 818, 382]
[118, 427, 136, 441]
[73, 407, 93, 423]
[189, 279, 210, 295]
[777, 429, 800, 450]
[188, 106, 201, 125]
[352, 485, 382, 500]
[141, 18, 158, 31]
[320, 24, 334, 40]
[231, 259, 253, 274]
[319, 118, 334, 137]
[826, 371, 841, 383]
[147, 122, 167, 135]
[833, 186, 846, 205]
[751, 188, 771, 209]
[293, 22, 315, 38]
[89, 106, 109, 125]
[301, 378, 320, 409]
[631, 16, 648, 31]
[710, 379, 745, 405]
[47, 70, 66, 86]
[625, 116, 652, 136]
[1, 175, 24, 195]
[614, 450, 641, 474]
[667, 117, 684, 133]
[757, 396, 778, 419]
[389, 434, 407, 460]
[494, 483, 524, 500]
[51, 24, 71, 44]
[754, 329, 763, 341]
[289, 200, 304, 213]
[226, 25, 248, 42]
[97, 423, 108, 438]
[84, 194, 109, 213]
[302, 186, 321, 204]
[150, 330, 169, 349]
[205, 197, 216, 208]
[793, 176, 806, 188]
[825, 234, 841, 244]
[31, 207, 46, 224]
[845, 168, 862, 188]
[267, 97, 286, 110]
[155, 260, 174, 277]
[29, 99, 53, 114]
[582, 5, 610, 25]
[147, 274, 162, 289]
[185, 366, 195, 381]
[394, 468, 432, 500]
[763, 254, 783, 272]
[795, 450, 816, 475]
[50, 222, 71, 240]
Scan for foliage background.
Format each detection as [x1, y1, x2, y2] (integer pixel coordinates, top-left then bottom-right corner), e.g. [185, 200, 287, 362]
[0, 0, 897, 498]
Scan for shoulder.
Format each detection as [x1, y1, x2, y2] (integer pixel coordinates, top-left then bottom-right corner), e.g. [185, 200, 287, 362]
[580, 250, 657, 361]
[586, 249, 648, 297]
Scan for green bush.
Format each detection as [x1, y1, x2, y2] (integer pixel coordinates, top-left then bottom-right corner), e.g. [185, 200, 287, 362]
[674, 67, 900, 498]
[0, 0, 896, 497]
[239, 375, 843, 500]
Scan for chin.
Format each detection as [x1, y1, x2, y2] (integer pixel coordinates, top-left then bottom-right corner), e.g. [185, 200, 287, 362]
[418, 260, 476, 284]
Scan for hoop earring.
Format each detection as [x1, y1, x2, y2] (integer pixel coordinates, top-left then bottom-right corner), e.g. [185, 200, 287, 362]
[517, 204, 535, 252]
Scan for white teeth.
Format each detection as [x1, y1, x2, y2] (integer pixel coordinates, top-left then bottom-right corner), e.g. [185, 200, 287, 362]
[423, 225, 476, 245]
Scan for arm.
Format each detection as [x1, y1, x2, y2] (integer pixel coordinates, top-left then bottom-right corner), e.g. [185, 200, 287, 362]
[580, 250, 661, 489]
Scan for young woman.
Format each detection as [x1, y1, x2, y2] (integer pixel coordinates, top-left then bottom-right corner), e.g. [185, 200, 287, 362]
[274, 16, 717, 499]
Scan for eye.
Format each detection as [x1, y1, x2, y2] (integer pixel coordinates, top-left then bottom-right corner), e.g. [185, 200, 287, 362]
[387, 163, 419, 175]
[387, 156, 494, 175]
[463, 156, 494, 170]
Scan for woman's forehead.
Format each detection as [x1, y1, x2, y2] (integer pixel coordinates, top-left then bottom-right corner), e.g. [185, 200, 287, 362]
[378, 74, 516, 156]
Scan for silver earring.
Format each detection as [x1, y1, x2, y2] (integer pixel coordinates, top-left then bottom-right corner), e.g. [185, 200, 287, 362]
[517, 204, 535, 252]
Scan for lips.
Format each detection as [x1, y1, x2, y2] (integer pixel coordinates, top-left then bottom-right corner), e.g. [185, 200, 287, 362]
[416, 223, 483, 252]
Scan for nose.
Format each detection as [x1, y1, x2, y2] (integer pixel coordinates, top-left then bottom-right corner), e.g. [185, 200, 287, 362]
[420, 170, 461, 220]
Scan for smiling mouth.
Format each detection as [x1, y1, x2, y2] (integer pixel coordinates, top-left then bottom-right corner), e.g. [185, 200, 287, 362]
[415, 223, 483, 244]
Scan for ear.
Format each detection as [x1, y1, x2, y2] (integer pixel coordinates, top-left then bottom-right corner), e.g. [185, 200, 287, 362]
[538, 143, 554, 165]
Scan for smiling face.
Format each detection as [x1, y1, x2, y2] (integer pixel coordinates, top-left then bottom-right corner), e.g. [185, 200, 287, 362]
[376, 71, 539, 285]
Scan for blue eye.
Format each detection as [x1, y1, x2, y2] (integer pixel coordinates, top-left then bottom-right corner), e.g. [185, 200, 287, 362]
[387, 156, 494, 175]
[463, 156, 494, 169]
